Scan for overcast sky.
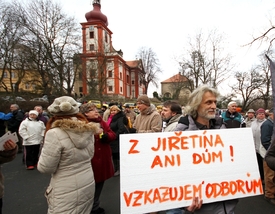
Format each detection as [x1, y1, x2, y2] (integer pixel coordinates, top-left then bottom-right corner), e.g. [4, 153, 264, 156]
[61, 0, 274, 96]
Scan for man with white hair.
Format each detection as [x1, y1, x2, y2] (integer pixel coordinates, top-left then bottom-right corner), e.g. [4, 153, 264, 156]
[221, 101, 246, 128]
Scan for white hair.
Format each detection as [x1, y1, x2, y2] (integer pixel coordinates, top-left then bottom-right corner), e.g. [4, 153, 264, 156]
[227, 101, 236, 107]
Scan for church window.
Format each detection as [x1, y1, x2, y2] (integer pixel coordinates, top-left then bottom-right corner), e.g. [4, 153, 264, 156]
[90, 44, 94, 51]
[90, 31, 94, 38]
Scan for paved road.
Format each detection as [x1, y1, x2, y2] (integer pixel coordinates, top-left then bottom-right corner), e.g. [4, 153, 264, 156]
[2, 153, 275, 214]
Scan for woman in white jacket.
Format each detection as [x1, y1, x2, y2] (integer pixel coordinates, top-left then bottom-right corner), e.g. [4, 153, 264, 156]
[38, 96, 100, 214]
[251, 108, 266, 182]
[19, 110, 45, 170]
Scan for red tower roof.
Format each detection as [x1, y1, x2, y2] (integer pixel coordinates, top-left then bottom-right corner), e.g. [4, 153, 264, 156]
[85, 0, 108, 26]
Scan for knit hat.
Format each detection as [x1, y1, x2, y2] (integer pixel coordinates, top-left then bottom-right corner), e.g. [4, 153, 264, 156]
[48, 96, 81, 116]
[256, 108, 265, 114]
[247, 109, 255, 113]
[137, 95, 150, 106]
[29, 110, 38, 116]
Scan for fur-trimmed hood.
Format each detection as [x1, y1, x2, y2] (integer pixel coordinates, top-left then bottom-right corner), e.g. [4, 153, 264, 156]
[49, 118, 99, 149]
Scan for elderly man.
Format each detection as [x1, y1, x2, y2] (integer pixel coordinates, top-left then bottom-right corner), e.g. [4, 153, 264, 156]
[221, 101, 246, 128]
[174, 85, 237, 214]
[133, 95, 162, 133]
[7, 104, 24, 153]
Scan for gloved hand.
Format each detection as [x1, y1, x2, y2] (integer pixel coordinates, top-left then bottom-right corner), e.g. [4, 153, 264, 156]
[100, 133, 109, 143]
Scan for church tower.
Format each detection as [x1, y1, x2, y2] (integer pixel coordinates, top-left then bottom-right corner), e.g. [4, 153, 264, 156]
[76, 0, 145, 100]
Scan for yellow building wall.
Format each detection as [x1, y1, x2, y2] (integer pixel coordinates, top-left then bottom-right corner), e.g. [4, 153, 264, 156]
[0, 69, 43, 93]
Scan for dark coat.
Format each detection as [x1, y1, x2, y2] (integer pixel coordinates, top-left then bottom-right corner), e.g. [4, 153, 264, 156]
[221, 110, 246, 128]
[7, 109, 24, 133]
[109, 111, 128, 154]
[88, 117, 116, 183]
[265, 138, 275, 171]
[0, 120, 6, 137]
[260, 117, 273, 150]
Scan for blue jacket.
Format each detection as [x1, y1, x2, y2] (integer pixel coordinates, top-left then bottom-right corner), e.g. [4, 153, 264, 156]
[0, 112, 13, 137]
[0, 112, 12, 120]
[261, 117, 273, 150]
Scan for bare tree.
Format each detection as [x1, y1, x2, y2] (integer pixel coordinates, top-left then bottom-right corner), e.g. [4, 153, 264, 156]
[0, 1, 27, 94]
[14, 0, 81, 97]
[257, 51, 273, 109]
[136, 47, 162, 94]
[178, 30, 232, 90]
[230, 67, 265, 110]
[245, 17, 275, 109]
[64, 54, 82, 96]
[246, 22, 275, 51]
[217, 93, 236, 109]
[209, 30, 233, 88]
[180, 50, 205, 90]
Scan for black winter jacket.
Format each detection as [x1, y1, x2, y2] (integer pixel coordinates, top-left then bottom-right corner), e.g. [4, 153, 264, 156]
[7, 110, 24, 133]
[109, 111, 128, 153]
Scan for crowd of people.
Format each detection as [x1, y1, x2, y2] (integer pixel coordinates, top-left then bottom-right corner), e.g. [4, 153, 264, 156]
[0, 85, 275, 213]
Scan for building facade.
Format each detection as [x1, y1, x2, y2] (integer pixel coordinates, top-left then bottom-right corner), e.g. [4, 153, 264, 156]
[0, 69, 43, 94]
[74, 0, 145, 100]
[161, 73, 191, 105]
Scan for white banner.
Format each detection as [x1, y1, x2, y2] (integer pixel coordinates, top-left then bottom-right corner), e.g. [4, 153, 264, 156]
[120, 128, 263, 214]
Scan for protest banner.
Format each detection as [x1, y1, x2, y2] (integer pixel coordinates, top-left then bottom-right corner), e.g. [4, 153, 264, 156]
[120, 128, 263, 214]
